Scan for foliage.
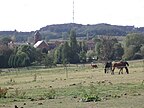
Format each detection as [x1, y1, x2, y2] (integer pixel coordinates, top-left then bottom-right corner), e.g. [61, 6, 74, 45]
[53, 44, 63, 64]
[17, 45, 36, 63]
[69, 30, 80, 63]
[0, 87, 8, 98]
[86, 50, 95, 62]
[123, 33, 144, 60]
[0, 37, 11, 46]
[79, 51, 86, 63]
[45, 88, 56, 99]
[43, 53, 54, 68]
[140, 45, 144, 56]
[95, 36, 119, 60]
[0, 45, 13, 68]
[8, 52, 30, 67]
[132, 53, 143, 60]
[9, 88, 26, 99]
[1, 23, 144, 43]
[113, 43, 124, 60]
[62, 41, 71, 64]
[78, 84, 101, 102]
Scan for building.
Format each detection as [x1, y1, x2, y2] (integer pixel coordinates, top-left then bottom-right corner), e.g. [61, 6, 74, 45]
[34, 31, 41, 44]
[33, 40, 48, 50]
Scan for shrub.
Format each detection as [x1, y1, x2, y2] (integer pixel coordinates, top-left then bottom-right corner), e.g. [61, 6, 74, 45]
[9, 88, 26, 99]
[81, 93, 101, 102]
[79, 84, 101, 102]
[132, 53, 143, 60]
[0, 87, 8, 98]
[45, 88, 56, 99]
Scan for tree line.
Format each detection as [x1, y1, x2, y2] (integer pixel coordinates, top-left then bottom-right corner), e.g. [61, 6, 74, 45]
[1, 23, 144, 43]
[0, 30, 144, 68]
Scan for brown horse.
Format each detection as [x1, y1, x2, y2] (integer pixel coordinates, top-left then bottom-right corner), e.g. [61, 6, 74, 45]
[112, 61, 129, 74]
[91, 62, 98, 68]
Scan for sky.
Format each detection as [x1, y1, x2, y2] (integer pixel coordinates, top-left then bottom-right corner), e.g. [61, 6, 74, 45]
[0, 0, 144, 31]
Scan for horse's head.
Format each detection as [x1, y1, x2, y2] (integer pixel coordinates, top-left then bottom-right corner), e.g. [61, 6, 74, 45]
[105, 61, 112, 68]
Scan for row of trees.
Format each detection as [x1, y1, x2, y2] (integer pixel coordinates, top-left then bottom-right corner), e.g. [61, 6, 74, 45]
[0, 30, 144, 68]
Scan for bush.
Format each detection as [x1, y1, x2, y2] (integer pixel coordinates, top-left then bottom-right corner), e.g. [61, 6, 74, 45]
[132, 53, 143, 60]
[45, 88, 56, 99]
[81, 95, 101, 102]
[79, 84, 101, 102]
[0, 87, 8, 98]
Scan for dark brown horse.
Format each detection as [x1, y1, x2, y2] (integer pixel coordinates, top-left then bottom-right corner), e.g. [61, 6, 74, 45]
[112, 61, 129, 74]
[104, 61, 112, 73]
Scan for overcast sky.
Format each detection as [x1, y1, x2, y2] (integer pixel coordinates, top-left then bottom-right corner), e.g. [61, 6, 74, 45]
[0, 0, 144, 31]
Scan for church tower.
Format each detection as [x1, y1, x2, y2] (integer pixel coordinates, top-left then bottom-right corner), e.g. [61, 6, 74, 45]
[34, 31, 41, 44]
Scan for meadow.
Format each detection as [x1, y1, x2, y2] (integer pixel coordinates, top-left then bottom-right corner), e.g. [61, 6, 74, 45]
[0, 60, 144, 108]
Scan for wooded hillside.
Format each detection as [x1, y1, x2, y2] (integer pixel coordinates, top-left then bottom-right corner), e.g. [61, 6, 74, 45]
[0, 23, 144, 42]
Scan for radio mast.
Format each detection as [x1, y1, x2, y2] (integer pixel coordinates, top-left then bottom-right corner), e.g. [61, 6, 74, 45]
[73, 0, 74, 23]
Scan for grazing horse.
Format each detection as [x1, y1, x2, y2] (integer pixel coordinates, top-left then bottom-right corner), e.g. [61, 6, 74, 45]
[91, 62, 98, 68]
[104, 61, 112, 73]
[112, 61, 129, 74]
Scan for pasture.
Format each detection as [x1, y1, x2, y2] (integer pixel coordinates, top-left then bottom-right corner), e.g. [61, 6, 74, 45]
[0, 60, 144, 108]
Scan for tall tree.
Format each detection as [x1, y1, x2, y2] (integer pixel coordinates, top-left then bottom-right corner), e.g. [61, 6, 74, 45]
[62, 41, 71, 64]
[69, 30, 80, 63]
[53, 44, 63, 64]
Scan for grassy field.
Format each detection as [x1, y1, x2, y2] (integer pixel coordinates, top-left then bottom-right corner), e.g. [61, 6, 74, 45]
[0, 60, 144, 108]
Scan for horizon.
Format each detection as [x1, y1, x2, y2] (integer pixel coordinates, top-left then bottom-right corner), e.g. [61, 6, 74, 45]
[0, 0, 144, 32]
[0, 23, 138, 32]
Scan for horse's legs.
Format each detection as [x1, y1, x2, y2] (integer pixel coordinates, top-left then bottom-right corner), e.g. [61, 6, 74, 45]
[125, 67, 129, 74]
[119, 68, 121, 74]
[120, 68, 123, 74]
[121, 68, 123, 74]
[118, 68, 123, 74]
[112, 67, 115, 75]
[104, 68, 107, 73]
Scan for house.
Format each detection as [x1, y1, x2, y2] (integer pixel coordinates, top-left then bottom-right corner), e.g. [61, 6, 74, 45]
[33, 40, 48, 50]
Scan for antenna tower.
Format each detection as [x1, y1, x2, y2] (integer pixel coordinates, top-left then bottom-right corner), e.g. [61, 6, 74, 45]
[73, 0, 74, 23]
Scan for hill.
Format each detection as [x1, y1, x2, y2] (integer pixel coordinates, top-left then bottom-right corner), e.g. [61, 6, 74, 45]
[0, 23, 144, 42]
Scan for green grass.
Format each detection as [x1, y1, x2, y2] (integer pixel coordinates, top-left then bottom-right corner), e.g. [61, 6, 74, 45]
[0, 60, 144, 108]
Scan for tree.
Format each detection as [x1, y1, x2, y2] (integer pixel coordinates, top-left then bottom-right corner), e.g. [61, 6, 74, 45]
[124, 33, 144, 60]
[125, 33, 144, 48]
[95, 41, 102, 60]
[86, 50, 95, 62]
[79, 50, 86, 63]
[69, 30, 80, 63]
[1, 37, 11, 46]
[140, 45, 144, 57]
[16, 52, 30, 67]
[43, 54, 53, 68]
[123, 45, 136, 60]
[95, 36, 118, 61]
[113, 43, 124, 60]
[79, 41, 88, 52]
[53, 44, 63, 64]
[62, 42, 71, 64]
[17, 45, 36, 63]
[8, 52, 30, 67]
[0, 45, 13, 68]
